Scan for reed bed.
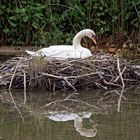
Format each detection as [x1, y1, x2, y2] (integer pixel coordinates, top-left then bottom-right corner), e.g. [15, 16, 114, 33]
[0, 53, 140, 91]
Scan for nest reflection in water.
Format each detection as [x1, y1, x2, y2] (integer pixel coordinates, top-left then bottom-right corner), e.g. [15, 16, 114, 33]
[0, 88, 129, 118]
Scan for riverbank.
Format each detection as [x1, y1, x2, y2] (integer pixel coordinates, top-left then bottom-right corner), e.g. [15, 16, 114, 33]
[0, 46, 41, 61]
[0, 46, 39, 55]
[0, 45, 140, 63]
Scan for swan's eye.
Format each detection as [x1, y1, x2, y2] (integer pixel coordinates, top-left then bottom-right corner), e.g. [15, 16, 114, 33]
[91, 34, 97, 44]
[92, 34, 96, 38]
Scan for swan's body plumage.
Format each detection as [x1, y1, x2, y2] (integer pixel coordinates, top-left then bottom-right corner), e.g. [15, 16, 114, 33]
[26, 29, 96, 59]
[26, 45, 92, 59]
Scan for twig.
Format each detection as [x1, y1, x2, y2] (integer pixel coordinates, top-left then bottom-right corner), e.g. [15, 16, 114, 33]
[9, 60, 21, 90]
[117, 87, 125, 112]
[8, 90, 24, 121]
[114, 90, 127, 100]
[42, 99, 63, 108]
[114, 66, 126, 82]
[117, 57, 125, 87]
[63, 91, 77, 101]
[23, 70, 27, 104]
[48, 4, 73, 10]
[94, 82, 107, 89]
[41, 72, 99, 79]
[63, 77, 77, 91]
[66, 99, 101, 110]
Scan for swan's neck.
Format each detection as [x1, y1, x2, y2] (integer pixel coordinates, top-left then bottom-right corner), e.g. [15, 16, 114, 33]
[73, 33, 84, 50]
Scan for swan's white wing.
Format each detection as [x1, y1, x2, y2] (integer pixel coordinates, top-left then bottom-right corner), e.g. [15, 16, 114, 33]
[25, 50, 36, 56]
[25, 45, 89, 59]
[78, 48, 92, 58]
[36, 45, 81, 59]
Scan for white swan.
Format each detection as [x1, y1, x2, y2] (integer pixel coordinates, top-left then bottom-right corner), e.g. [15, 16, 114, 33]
[26, 29, 96, 59]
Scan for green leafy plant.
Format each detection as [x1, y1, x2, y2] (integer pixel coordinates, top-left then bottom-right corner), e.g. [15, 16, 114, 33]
[0, 0, 139, 46]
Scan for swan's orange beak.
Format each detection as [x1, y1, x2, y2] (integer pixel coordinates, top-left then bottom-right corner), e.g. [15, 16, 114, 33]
[92, 36, 97, 45]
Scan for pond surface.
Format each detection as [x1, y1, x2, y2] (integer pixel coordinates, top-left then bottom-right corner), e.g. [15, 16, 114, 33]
[0, 86, 140, 140]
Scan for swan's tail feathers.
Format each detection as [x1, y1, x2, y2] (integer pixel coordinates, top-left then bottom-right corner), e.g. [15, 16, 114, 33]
[25, 50, 36, 56]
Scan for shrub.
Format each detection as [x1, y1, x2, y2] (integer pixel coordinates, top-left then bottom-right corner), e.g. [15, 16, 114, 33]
[0, 0, 139, 46]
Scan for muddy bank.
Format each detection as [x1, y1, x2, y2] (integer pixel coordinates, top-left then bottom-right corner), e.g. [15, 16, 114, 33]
[0, 46, 39, 55]
[0, 46, 40, 61]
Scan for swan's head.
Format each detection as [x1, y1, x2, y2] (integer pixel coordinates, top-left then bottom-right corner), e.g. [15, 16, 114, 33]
[73, 29, 97, 45]
[83, 29, 97, 45]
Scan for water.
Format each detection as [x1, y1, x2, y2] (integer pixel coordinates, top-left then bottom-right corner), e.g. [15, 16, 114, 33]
[0, 86, 140, 140]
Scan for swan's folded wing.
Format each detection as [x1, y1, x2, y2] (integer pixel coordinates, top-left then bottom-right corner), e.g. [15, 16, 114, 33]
[25, 50, 36, 56]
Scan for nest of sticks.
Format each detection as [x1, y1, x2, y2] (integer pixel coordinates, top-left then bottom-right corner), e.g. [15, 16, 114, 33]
[0, 52, 140, 91]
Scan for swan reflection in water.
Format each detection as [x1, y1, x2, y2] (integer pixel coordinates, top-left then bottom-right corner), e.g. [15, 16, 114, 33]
[48, 111, 97, 138]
